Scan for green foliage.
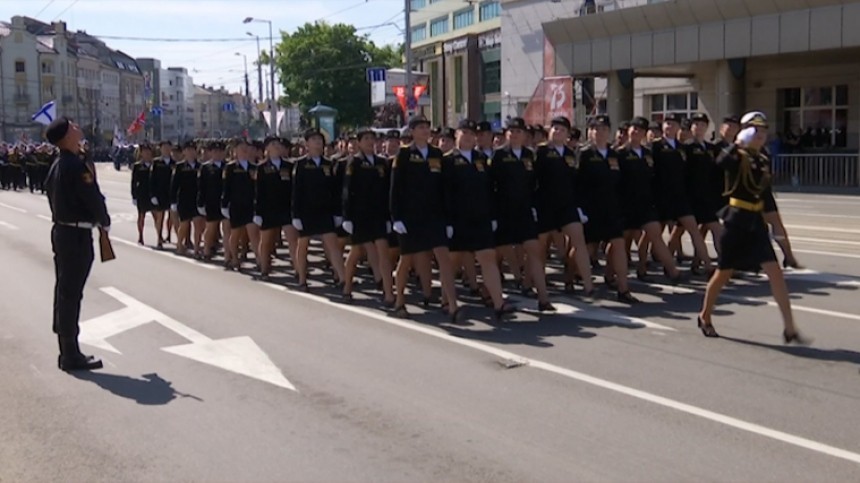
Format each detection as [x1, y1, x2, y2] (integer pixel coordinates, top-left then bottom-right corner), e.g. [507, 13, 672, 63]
[274, 21, 403, 127]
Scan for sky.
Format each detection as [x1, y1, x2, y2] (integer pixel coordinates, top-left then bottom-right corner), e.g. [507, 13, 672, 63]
[0, 0, 408, 100]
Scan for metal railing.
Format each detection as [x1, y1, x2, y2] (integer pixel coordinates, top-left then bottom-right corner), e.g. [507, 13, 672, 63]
[772, 153, 860, 188]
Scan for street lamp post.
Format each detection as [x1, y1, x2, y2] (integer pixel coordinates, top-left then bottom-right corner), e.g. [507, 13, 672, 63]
[404, 0, 414, 119]
[235, 52, 251, 129]
[247, 32, 264, 103]
[244, 17, 277, 135]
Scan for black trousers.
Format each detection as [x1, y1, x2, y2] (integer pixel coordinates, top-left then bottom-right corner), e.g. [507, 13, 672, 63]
[52, 225, 94, 337]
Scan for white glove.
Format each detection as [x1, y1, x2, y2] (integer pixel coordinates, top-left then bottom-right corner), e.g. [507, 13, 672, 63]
[132, 199, 137, 207]
[333, 216, 343, 227]
[342, 220, 354, 234]
[446, 225, 454, 239]
[292, 218, 304, 231]
[221, 207, 230, 219]
[150, 196, 158, 205]
[197, 206, 206, 216]
[491, 220, 498, 232]
[253, 215, 263, 226]
[577, 207, 589, 224]
[393, 221, 407, 234]
[386, 221, 392, 234]
[170, 203, 178, 212]
[101, 225, 111, 233]
[531, 208, 538, 221]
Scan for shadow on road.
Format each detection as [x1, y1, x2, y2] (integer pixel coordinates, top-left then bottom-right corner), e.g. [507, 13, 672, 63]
[721, 336, 860, 371]
[71, 372, 203, 405]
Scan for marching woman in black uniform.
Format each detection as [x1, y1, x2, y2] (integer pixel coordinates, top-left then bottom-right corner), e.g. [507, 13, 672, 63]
[255, 137, 296, 280]
[390, 115, 461, 321]
[150, 141, 176, 249]
[651, 113, 714, 273]
[534, 116, 595, 296]
[616, 117, 683, 282]
[197, 141, 228, 260]
[221, 138, 260, 270]
[341, 128, 395, 305]
[170, 141, 204, 257]
[684, 113, 725, 257]
[576, 115, 638, 303]
[131, 143, 156, 246]
[697, 112, 809, 343]
[443, 120, 514, 319]
[291, 128, 346, 290]
[489, 117, 555, 312]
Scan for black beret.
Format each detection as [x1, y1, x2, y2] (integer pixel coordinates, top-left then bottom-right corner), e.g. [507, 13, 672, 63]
[648, 121, 662, 131]
[476, 121, 492, 133]
[181, 140, 198, 150]
[506, 117, 527, 130]
[430, 126, 441, 135]
[207, 140, 225, 150]
[45, 117, 71, 145]
[137, 142, 154, 152]
[303, 128, 324, 141]
[263, 135, 282, 147]
[550, 116, 572, 130]
[386, 129, 401, 139]
[457, 119, 477, 131]
[252, 140, 265, 150]
[230, 137, 249, 147]
[690, 112, 710, 124]
[629, 116, 650, 130]
[159, 140, 173, 146]
[680, 117, 692, 129]
[408, 115, 431, 129]
[722, 115, 740, 125]
[663, 112, 682, 124]
[439, 127, 456, 139]
[589, 114, 611, 128]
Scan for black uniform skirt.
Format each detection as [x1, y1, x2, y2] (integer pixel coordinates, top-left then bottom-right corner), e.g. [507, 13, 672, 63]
[495, 211, 538, 246]
[717, 207, 777, 270]
[399, 219, 447, 255]
[229, 205, 253, 228]
[451, 219, 495, 252]
[136, 198, 154, 214]
[178, 203, 199, 222]
[692, 195, 722, 225]
[537, 204, 580, 233]
[622, 205, 659, 231]
[656, 193, 692, 222]
[261, 213, 290, 231]
[583, 209, 624, 244]
[204, 202, 224, 222]
[352, 217, 388, 245]
[300, 213, 336, 238]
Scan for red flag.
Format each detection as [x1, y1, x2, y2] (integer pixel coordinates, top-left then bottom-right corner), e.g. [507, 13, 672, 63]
[127, 111, 146, 135]
[392, 86, 407, 115]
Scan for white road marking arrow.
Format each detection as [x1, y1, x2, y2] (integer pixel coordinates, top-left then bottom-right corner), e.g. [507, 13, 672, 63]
[508, 294, 677, 332]
[80, 287, 296, 391]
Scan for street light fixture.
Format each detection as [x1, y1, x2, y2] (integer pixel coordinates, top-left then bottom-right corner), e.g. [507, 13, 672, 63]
[235, 52, 251, 128]
[244, 16, 277, 135]
[246, 32, 264, 103]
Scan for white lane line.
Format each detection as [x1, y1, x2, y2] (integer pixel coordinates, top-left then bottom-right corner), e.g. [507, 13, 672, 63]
[777, 198, 860, 205]
[791, 248, 860, 260]
[784, 224, 860, 235]
[37, 214, 52, 221]
[259, 281, 860, 465]
[783, 212, 860, 220]
[0, 202, 26, 213]
[790, 236, 860, 247]
[0, 221, 19, 230]
[111, 237, 217, 270]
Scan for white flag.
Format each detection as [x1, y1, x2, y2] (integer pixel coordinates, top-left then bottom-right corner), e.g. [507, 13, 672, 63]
[31, 100, 57, 126]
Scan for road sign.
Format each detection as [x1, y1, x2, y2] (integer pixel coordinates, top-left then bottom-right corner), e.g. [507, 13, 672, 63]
[79, 287, 296, 391]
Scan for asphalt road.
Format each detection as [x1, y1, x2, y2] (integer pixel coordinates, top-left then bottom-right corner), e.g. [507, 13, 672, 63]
[1, 164, 860, 482]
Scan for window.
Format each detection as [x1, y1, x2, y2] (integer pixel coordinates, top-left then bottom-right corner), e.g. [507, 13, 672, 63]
[648, 92, 698, 122]
[411, 0, 426, 9]
[780, 85, 848, 148]
[430, 16, 448, 37]
[429, 61, 441, 124]
[479, 1, 501, 21]
[453, 8, 474, 30]
[15, 61, 25, 73]
[412, 24, 427, 42]
[41, 62, 52, 74]
[482, 60, 500, 95]
[454, 56, 463, 114]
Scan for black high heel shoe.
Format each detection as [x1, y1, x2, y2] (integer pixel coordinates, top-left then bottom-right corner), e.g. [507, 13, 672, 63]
[697, 316, 719, 338]
[783, 330, 811, 345]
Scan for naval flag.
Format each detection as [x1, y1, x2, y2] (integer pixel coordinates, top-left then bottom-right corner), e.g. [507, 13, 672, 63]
[32, 100, 57, 126]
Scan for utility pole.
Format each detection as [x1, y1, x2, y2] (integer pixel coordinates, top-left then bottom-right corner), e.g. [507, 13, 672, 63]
[404, 0, 414, 119]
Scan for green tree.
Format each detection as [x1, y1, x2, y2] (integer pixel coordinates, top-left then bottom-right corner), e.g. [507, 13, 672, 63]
[274, 21, 403, 127]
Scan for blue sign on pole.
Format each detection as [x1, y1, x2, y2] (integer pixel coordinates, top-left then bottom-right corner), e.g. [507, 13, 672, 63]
[406, 97, 417, 110]
[366, 67, 386, 83]
[222, 103, 235, 112]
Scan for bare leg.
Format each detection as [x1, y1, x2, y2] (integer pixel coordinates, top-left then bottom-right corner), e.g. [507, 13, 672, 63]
[374, 239, 395, 304]
[259, 228, 278, 275]
[136, 212, 145, 244]
[765, 211, 801, 267]
[343, 244, 363, 296]
[433, 246, 459, 316]
[642, 222, 680, 277]
[699, 269, 734, 327]
[282, 225, 300, 272]
[321, 233, 345, 283]
[394, 254, 414, 309]
[523, 239, 552, 306]
[153, 210, 165, 247]
[760, 261, 798, 335]
[296, 237, 310, 286]
[678, 215, 713, 266]
[475, 248, 508, 311]
[192, 217, 205, 256]
[561, 223, 594, 293]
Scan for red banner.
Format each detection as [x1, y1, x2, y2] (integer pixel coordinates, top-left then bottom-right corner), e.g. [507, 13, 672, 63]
[392, 85, 428, 115]
[522, 76, 574, 127]
[127, 110, 146, 135]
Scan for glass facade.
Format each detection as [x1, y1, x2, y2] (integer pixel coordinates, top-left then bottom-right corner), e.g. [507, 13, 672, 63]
[453, 8, 475, 30]
[430, 16, 449, 37]
[479, 1, 501, 22]
[454, 56, 463, 114]
[411, 0, 426, 10]
[649, 92, 699, 122]
[781, 85, 849, 147]
[412, 24, 427, 42]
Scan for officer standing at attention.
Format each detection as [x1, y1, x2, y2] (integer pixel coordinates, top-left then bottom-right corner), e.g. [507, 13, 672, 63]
[44, 117, 110, 371]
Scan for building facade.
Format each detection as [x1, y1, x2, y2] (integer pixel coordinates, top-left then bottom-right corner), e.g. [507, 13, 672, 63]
[193, 84, 244, 138]
[0, 17, 44, 140]
[409, 0, 502, 127]
[503, 0, 860, 149]
[161, 67, 194, 142]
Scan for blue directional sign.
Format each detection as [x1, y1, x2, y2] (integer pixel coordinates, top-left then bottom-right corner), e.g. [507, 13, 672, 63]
[406, 97, 417, 110]
[150, 106, 163, 117]
[366, 67, 386, 83]
[222, 103, 236, 112]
